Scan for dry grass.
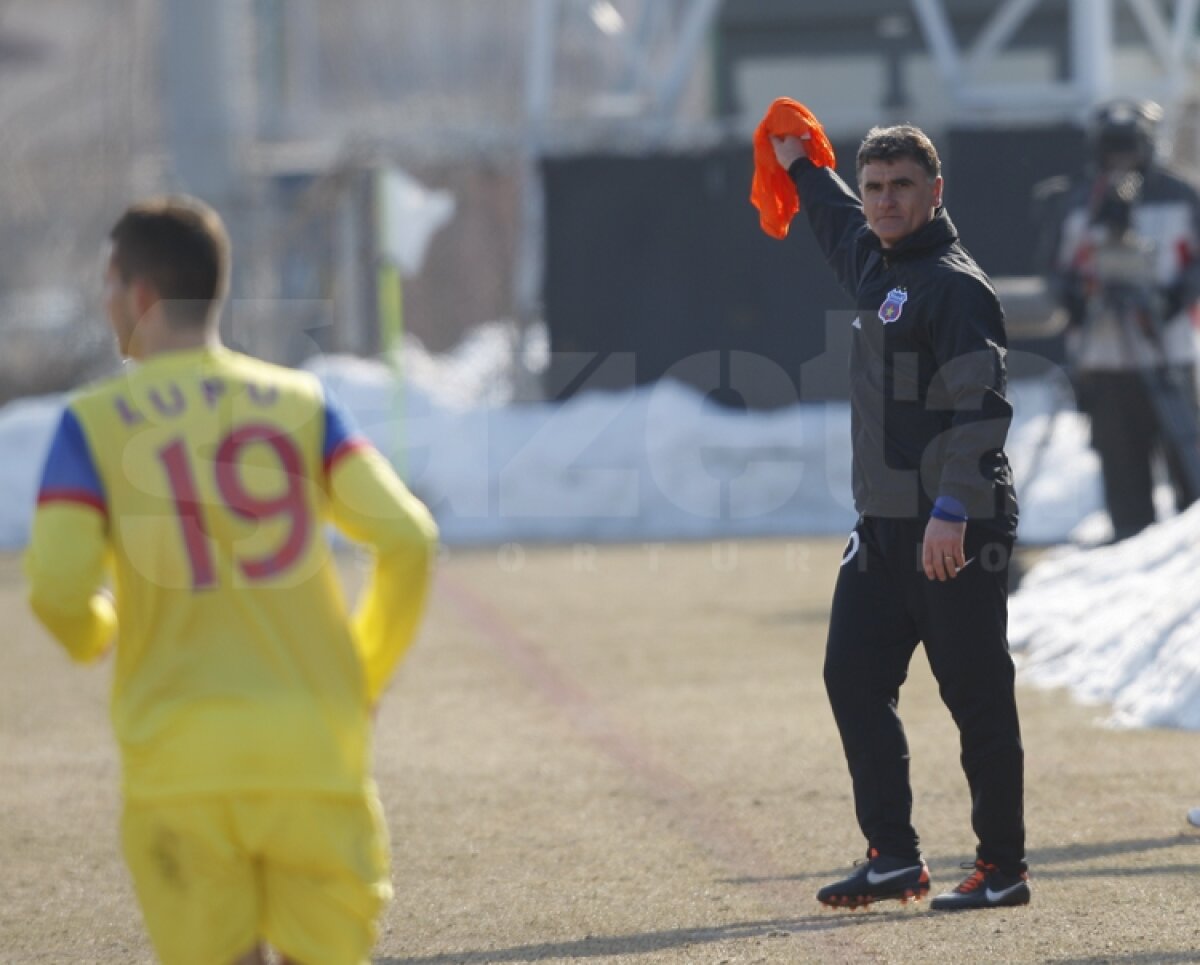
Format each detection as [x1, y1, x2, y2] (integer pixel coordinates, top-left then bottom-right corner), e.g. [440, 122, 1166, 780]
[2, 540, 1199, 964]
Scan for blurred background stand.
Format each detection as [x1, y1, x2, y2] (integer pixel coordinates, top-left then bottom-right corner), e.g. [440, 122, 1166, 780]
[3, 0, 1200, 405]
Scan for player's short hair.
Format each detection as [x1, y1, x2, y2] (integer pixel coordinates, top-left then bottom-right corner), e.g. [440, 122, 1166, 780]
[108, 196, 230, 327]
[856, 125, 942, 181]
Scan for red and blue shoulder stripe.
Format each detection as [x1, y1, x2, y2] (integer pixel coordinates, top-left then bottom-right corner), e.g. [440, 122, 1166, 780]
[322, 394, 372, 475]
[37, 408, 108, 518]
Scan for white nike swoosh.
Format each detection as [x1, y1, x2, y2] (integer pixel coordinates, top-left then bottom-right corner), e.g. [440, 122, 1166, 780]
[866, 865, 921, 885]
[985, 881, 1027, 902]
[852, 316, 862, 329]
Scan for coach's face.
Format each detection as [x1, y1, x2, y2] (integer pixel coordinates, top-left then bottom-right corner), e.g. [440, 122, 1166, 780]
[859, 158, 943, 248]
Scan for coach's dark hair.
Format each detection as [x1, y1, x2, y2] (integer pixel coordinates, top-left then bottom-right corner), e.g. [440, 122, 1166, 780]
[108, 196, 230, 326]
[856, 125, 942, 181]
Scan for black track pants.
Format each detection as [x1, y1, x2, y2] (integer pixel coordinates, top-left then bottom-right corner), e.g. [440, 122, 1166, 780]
[823, 516, 1026, 873]
[1082, 367, 1200, 541]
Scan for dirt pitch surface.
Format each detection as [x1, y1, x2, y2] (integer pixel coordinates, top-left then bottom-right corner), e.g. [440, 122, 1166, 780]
[3, 540, 1199, 964]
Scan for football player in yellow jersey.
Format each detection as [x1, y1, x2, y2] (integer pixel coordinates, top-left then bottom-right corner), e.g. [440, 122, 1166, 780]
[25, 196, 438, 965]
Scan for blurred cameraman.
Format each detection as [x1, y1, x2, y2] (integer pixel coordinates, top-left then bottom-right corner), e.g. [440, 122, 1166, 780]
[1040, 98, 1200, 541]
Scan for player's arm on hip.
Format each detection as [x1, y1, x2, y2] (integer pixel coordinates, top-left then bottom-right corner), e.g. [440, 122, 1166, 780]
[326, 444, 438, 703]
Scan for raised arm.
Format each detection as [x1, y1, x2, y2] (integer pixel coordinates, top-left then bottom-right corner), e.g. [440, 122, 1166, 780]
[788, 156, 872, 299]
[765, 124, 871, 296]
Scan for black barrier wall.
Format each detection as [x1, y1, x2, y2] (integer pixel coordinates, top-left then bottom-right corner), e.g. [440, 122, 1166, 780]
[542, 125, 1085, 408]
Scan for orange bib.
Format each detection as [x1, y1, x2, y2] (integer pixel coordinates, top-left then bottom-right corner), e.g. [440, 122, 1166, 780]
[750, 98, 837, 239]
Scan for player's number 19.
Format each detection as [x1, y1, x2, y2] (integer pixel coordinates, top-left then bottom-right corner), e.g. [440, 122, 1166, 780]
[158, 423, 311, 589]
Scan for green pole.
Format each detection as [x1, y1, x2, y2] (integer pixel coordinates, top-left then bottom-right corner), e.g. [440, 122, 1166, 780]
[375, 169, 406, 480]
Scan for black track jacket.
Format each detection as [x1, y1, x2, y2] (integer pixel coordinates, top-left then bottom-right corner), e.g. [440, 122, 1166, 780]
[790, 158, 1018, 535]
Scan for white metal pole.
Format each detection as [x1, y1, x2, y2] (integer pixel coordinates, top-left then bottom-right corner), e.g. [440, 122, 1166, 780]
[1070, 0, 1113, 112]
[964, 0, 1044, 74]
[653, 0, 724, 123]
[285, 0, 319, 137]
[164, 0, 247, 201]
[512, 0, 559, 398]
[1169, 0, 1200, 68]
[908, 0, 964, 92]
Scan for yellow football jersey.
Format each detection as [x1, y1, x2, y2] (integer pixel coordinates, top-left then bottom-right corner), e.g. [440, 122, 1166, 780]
[25, 345, 437, 801]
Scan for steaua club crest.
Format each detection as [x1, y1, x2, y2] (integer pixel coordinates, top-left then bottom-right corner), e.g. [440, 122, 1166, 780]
[878, 287, 908, 324]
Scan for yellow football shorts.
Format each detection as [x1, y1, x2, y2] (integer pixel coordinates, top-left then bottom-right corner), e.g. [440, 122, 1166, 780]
[121, 791, 392, 965]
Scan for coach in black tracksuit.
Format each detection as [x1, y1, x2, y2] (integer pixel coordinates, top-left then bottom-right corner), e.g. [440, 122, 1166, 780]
[771, 123, 1030, 910]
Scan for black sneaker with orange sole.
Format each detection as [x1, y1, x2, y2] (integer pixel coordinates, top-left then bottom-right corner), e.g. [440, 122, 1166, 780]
[816, 848, 931, 909]
[930, 860, 1031, 911]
